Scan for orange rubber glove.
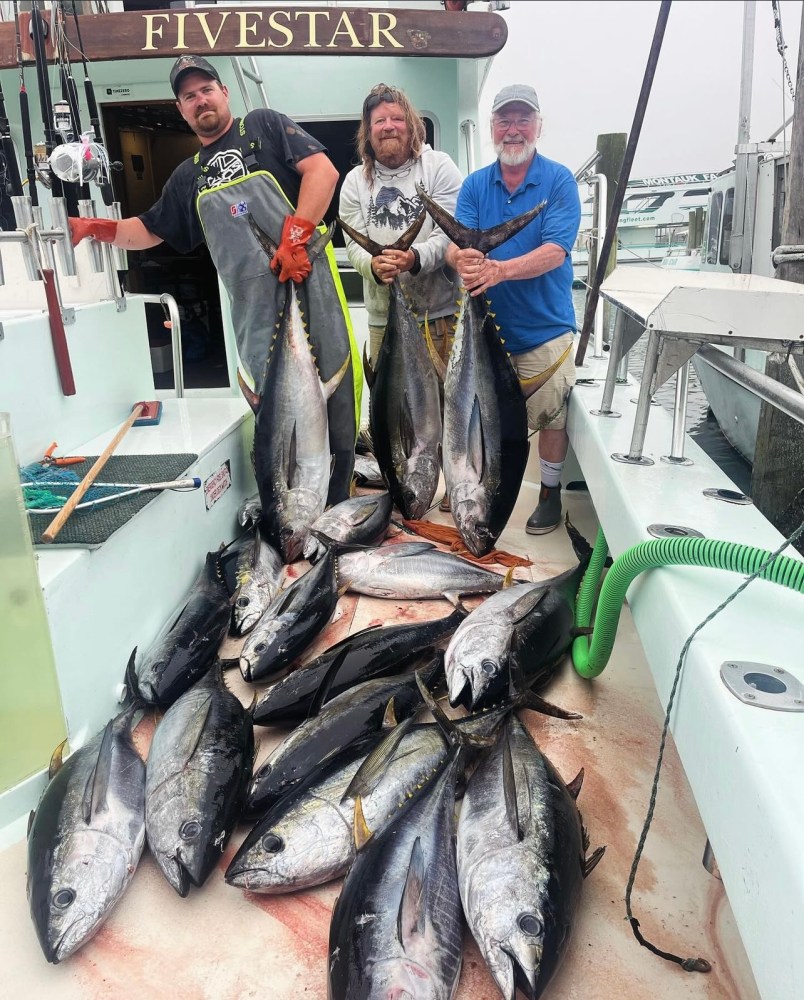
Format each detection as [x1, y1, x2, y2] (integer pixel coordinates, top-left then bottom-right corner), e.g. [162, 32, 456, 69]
[270, 215, 316, 283]
[69, 217, 119, 247]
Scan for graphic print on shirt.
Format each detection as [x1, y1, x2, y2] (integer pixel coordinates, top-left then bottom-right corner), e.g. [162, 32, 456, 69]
[200, 147, 249, 190]
[367, 186, 421, 231]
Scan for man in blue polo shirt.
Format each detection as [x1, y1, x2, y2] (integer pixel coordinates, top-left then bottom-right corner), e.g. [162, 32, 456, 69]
[445, 84, 581, 535]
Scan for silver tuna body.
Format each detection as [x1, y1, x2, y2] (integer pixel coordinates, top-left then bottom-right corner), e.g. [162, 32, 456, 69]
[328, 747, 465, 1000]
[231, 532, 284, 636]
[445, 581, 545, 707]
[457, 716, 598, 999]
[26, 707, 146, 963]
[302, 491, 393, 563]
[244, 286, 348, 564]
[145, 667, 253, 896]
[336, 541, 507, 599]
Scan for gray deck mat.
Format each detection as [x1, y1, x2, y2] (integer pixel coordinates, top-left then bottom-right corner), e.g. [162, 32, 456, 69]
[27, 453, 198, 547]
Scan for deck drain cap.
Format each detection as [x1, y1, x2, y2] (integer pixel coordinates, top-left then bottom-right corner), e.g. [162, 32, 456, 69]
[703, 488, 753, 505]
[720, 661, 804, 712]
[647, 524, 705, 539]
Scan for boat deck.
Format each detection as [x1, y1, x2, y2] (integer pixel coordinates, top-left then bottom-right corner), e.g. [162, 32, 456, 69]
[0, 481, 760, 999]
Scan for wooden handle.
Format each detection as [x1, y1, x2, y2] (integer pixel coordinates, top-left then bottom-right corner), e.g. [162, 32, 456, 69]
[40, 405, 145, 544]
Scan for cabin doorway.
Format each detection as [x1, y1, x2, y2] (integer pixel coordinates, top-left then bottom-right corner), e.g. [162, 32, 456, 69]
[101, 99, 227, 392]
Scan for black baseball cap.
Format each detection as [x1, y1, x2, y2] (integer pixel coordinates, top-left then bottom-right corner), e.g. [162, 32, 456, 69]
[170, 55, 221, 97]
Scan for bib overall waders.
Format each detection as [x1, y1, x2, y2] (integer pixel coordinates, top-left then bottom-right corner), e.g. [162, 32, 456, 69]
[194, 120, 361, 505]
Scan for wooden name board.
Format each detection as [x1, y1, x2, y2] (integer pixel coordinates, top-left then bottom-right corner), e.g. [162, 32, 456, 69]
[0, 7, 507, 68]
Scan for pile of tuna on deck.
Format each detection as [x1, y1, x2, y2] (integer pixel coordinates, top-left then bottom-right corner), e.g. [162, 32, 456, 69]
[25, 201, 605, 998]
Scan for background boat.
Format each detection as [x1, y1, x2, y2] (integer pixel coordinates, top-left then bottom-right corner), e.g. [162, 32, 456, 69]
[572, 172, 714, 285]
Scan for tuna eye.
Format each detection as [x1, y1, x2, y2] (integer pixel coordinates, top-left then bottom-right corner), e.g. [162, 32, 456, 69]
[180, 820, 202, 841]
[255, 643, 266, 654]
[53, 888, 75, 909]
[481, 659, 497, 676]
[261, 833, 284, 853]
[236, 596, 250, 608]
[518, 913, 542, 937]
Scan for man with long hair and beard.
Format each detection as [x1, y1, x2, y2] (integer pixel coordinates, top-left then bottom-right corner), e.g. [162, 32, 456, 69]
[339, 83, 462, 370]
[445, 85, 581, 535]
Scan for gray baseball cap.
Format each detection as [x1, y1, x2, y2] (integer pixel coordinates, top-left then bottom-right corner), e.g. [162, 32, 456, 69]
[491, 84, 540, 114]
[170, 55, 221, 96]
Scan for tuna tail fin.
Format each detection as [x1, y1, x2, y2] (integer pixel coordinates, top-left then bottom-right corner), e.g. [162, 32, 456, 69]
[583, 844, 606, 878]
[247, 214, 277, 259]
[308, 222, 336, 262]
[390, 209, 426, 251]
[362, 344, 375, 389]
[337, 216, 384, 257]
[339, 209, 425, 255]
[237, 368, 260, 415]
[416, 182, 547, 253]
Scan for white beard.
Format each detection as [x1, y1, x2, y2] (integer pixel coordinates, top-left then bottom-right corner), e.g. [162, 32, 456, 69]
[495, 138, 537, 167]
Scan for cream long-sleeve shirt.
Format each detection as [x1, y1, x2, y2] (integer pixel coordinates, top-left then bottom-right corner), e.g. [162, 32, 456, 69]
[339, 145, 463, 328]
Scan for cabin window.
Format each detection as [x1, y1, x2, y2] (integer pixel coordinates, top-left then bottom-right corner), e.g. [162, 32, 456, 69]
[705, 192, 723, 264]
[719, 187, 734, 265]
[622, 192, 675, 213]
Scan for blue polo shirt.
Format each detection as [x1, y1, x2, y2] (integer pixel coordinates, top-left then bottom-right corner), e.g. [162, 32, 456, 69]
[454, 153, 581, 354]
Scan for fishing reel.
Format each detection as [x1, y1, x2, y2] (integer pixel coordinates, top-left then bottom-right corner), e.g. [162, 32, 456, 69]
[49, 135, 110, 186]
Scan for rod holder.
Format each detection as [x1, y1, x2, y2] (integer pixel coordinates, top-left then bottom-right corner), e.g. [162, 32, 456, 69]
[50, 198, 77, 277]
[78, 199, 105, 273]
[11, 196, 40, 281]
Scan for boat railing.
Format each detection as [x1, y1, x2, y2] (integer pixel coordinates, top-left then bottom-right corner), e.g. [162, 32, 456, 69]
[591, 268, 804, 466]
[138, 293, 186, 399]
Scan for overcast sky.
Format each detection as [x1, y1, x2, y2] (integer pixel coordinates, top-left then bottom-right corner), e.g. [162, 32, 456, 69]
[478, 0, 803, 178]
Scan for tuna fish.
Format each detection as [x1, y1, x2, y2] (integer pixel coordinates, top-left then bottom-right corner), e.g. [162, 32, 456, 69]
[416, 186, 570, 557]
[336, 540, 510, 599]
[339, 214, 443, 520]
[446, 519, 594, 709]
[245, 656, 441, 817]
[457, 716, 604, 999]
[238, 545, 342, 682]
[144, 665, 254, 897]
[302, 491, 393, 564]
[239, 216, 350, 564]
[26, 705, 146, 963]
[328, 742, 465, 999]
[128, 550, 233, 708]
[222, 528, 284, 637]
[251, 602, 466, 726]
[227, 702, 509, 894]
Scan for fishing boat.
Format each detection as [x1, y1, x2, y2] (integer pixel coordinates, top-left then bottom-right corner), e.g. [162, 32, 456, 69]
[572, 172, 714, 286]
[689, 145, 801, 465]
[0, 3, 801, 999]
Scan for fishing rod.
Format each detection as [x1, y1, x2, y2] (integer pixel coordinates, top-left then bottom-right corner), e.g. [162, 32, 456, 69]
[29, 0, 68, 204]
[70, 1, 115, 207]
[0, 76, 23, 230]
[53, 1, 90, 202]
[13, 0, 39, 209]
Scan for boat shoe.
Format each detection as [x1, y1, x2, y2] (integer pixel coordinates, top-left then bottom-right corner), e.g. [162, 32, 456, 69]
[526, 484, 562, 535]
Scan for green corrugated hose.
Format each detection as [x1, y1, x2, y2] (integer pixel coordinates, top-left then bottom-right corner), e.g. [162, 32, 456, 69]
[572, 531, 804, 679]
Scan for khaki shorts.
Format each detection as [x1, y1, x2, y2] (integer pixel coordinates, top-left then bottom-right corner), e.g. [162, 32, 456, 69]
[368, 315, 454, 367]
[511, 331, 576, 431]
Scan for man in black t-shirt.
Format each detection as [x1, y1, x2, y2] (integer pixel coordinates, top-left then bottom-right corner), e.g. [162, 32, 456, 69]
[69, 55, 361, 507]
[69, 54, 338, 284]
